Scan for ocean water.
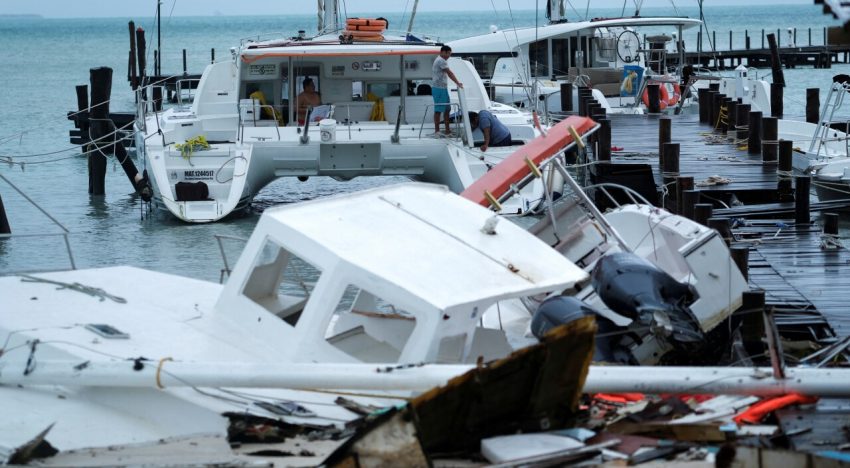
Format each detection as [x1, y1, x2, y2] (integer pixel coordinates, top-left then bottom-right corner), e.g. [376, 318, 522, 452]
[0, 4, 844, 280]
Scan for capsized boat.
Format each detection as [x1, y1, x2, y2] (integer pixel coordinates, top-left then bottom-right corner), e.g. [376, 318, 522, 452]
[134, 18, 574, 222]
[460, 123, 749, 364]
[0, 183, 588, 463]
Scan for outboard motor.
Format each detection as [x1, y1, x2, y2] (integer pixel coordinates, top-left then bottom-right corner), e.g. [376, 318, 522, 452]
[591, 252, 703, 344]
[531, 296, 636, 364]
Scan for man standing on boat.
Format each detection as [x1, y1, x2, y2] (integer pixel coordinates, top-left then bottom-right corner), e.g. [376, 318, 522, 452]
[432, 45, 463, 136]
[468, 111, 511, 152]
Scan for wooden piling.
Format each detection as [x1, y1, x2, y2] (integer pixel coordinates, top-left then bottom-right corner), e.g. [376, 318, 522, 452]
[560, 82, 573, 113]
[708, 83, 720, 92]
[661, 143, 680, 176]
[736, 104, 751, 141]
[770, 82, 784, 118]
[577, 88, 592, 117]
[0, 194, 10, 235]
[597, 119, 611, 162]
[748, 110, 762, 154]
[730, 245, 749, 281]
[766, 33, 785, 87]
[659, 117, 671, 165]
[74, 85, 89, 133]
[676, 176, 694, 216]
[727, 99, 738, 135]
[135, 27, 147, 82]
[711, 93, 724, 130]
[211, 48, 215, 63]
[88, 67, 112, 195]
[694, 203, 713, 226]
[646, 84, 661, 114]
[708, 217, 734, 245]
[153, 86, 163, 111]
[762, 116, 778, 164]
[127, 21, 138, 89]
[806, 88, 820, 124]
[718, 97, 732, 133]
[741, 291, 766, 355]
[698, 88, 710, 123]
[182, 49, 188, 75]
[682, 189, 699, 220]
[824, 213, 839, 236]
[778, 139, 794, 201]
[795, 176, 811, 225]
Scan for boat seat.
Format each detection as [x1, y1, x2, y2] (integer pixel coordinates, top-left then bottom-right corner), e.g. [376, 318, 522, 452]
[566, 67, 623, 97]
[240, 98, 280, 127]
[331, 101, 374, 122]
[384, 96, 434, 124]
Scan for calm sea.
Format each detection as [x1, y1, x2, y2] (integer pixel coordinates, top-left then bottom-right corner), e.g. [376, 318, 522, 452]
[0, 4, 844, 279]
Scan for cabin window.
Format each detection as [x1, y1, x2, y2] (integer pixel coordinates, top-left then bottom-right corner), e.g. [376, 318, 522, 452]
[324, 284, 416, 363]
[529, 40, 549, 78]
[459, 53, 515, 79]
[241, 237, 321, 327]
[551, 39, 571, 77]
[366, 82, 400, 99]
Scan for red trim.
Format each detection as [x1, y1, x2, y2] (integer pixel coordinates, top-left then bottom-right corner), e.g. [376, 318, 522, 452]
[241, 48, 439, 63]
[461, 116, 598, 207]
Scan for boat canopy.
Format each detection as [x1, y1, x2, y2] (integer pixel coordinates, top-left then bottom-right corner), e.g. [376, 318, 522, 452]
[222, 183, 587, 313]
[241, 43, 442, 63]
[450, 17, 703, 54]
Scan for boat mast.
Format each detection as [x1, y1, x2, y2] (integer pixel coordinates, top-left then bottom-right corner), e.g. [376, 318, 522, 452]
[547, 0, 565, 23]
[407, 0, 420, 33]
[319, 0, 339, 34]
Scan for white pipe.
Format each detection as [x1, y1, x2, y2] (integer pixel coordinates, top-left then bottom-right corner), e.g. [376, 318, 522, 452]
[0, 361, 472, 391]
[4, 361, 850, 396]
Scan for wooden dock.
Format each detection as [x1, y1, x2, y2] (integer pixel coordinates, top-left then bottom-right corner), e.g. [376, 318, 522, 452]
[594, 111, 850, 341]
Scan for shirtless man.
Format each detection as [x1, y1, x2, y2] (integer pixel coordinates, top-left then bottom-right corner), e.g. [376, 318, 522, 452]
[296, 78, 321, 124]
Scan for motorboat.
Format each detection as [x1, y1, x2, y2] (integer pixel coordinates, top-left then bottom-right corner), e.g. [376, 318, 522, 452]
[449, 0, 704, 115]
[0, 182, 589, 464]
[134, 6, 566, 223]
[459, 130, 749, 364]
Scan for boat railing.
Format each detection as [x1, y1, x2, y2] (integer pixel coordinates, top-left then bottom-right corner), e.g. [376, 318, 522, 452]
[239, 32, 289, 47]
[237, 101, 282, 142]
[213, 234, 248, 283]
[176, 78, 201, 108]
[0, 173, 76, 274]
[416, 102, 465, 141]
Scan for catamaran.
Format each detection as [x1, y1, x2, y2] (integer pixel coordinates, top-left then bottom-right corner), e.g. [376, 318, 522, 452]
[134, 4, 571, 223]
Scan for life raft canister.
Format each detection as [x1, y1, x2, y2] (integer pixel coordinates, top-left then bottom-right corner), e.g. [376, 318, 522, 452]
[343, 18, 387, 41]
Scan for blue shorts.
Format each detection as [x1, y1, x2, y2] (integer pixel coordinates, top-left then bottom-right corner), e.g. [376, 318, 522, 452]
[432, 87, 449, 113]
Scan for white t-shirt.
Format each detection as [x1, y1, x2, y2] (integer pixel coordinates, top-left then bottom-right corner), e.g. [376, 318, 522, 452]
[432, 56, 448, 89]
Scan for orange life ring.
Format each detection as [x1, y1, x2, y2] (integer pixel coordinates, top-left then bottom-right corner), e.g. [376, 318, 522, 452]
[345, 18, 387, 28]
[668, 83, 681, 105]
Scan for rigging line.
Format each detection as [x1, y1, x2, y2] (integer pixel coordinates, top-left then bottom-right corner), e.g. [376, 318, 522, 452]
[504, 0, 534, 104]
[0, 121, 135, 159]
[565, 0, 582, 20]
[0, 73, 181, 145]
[399, 0, 411, 34]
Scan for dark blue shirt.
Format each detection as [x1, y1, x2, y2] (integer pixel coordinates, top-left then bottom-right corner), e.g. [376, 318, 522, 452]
[478, 110, 511, 145]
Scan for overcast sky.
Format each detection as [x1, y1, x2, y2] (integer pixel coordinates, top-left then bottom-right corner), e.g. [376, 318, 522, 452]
[0, 0, 812, 18]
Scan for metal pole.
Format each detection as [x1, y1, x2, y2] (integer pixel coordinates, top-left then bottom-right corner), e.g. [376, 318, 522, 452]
[157, 0, 162, 76]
